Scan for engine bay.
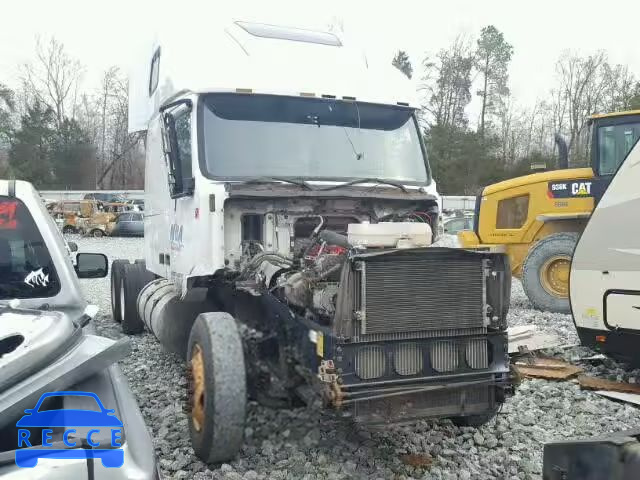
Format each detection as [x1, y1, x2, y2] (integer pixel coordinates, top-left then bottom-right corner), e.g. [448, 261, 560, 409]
[223, 196, 439, 325]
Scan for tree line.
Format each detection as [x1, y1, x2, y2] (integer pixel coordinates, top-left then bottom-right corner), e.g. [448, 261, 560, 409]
[0, 37, 143, 189]
[1, 30, 639, 193]
[393, 26, 640, 194]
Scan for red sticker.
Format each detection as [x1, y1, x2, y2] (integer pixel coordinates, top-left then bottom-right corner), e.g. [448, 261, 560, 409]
[0, 201, 18, 229]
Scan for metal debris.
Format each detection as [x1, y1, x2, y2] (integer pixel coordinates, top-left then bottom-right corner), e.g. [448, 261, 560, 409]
[400, 453, 433, 468]
[578, 376, 640, 395]
[594, 391, 640, 406]
[508, 325, 565, 354]
[513, 356, 583, 380]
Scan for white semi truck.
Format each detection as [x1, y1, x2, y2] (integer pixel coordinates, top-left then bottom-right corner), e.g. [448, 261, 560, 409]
[111, 19, 513, 463]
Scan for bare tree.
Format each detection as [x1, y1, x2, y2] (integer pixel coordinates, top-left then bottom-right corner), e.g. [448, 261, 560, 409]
[601, 63, 636, 112]
[420, 36, 474, 129]
[475, 25, 513, 136]
[22, 36, 84, 129]
[555, 51, 607, 162]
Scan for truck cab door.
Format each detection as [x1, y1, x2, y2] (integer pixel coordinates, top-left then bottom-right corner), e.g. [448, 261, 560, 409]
[160, 100, 196, 284]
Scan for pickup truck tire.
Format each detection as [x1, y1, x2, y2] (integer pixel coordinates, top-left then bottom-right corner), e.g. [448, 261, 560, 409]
[120, 263, 155, 334]
[110, 259, 130, 323]
[90, 228, 104, 238]
[187, 312, 246, 464]
[62, 225, 76, 234]
[522, 232, 578, 314]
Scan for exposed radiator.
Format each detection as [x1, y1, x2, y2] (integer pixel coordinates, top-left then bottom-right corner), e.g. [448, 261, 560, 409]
[355, 251, 487, 336]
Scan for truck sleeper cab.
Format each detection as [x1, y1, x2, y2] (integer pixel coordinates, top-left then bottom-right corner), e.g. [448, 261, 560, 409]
[113, 19, 513, 464]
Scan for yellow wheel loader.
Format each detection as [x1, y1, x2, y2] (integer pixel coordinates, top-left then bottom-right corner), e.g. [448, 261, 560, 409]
[459, 110, 640, 313]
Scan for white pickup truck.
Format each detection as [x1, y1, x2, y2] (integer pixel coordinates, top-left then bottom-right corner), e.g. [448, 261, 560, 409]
[0, 179, 160, 479]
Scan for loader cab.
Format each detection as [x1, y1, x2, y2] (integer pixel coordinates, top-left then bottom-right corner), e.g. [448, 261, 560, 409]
[588, 111, 640, 201]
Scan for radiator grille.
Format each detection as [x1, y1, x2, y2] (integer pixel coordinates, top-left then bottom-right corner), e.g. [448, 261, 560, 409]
[355, 346, 386, 380]
[394, 343, 423, 376]
[466, 338, 489, 369]
[430, 341, 459, 373]
[359, 252, 485, 335]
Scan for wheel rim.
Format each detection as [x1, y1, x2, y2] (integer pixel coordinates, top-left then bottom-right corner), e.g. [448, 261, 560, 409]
[189, 344, 206, 433]
[539, 255, 571, 297]
[120, 282, 126, 322]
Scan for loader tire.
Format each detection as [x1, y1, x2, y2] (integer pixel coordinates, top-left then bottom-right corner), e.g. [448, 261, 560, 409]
[187, 312, 246, 464]
[120, 263, 154, 334]
[522, 232, 578, 314]
[110, 259, 130, 323]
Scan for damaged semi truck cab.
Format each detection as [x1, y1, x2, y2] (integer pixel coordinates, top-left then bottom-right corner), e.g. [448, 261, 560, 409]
[116, 19, 513, 463]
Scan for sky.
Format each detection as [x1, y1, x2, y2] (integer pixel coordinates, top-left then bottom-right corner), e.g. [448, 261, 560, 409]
[1, 0, 639, 124]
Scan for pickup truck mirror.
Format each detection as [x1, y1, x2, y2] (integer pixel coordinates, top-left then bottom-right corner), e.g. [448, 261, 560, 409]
[75, 253, 108, 278]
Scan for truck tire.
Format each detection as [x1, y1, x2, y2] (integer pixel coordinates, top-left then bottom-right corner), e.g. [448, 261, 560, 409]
[522, 232, 578, 314]
[90, 228, 104, 238]
[187, 312, 246, 464]
[451, 410, 497, 427]
[120, 263, 155, 334]
[110, 259, 130, 323]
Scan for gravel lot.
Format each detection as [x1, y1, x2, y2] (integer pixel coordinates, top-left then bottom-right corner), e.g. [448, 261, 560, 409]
[74, 235, 640, 480]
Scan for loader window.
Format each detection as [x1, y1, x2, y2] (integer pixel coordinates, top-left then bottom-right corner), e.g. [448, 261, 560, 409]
[496, 195, 529, 229]
[597, 122, 640, 175]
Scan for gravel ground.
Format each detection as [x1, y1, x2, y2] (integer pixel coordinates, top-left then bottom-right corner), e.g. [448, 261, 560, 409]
[74, 235, 640, 480]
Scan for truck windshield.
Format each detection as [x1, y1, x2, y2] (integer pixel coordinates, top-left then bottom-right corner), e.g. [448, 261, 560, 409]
[200, 94, 429, 184]
[0, 197, 61, 300]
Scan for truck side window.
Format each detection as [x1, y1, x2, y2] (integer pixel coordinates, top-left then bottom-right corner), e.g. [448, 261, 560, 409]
[174, 110, 193, 189]
[149, 48, 161, 96]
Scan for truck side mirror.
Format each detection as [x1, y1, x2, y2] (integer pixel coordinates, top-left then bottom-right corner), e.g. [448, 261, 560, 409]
[75, 253, 108, 278]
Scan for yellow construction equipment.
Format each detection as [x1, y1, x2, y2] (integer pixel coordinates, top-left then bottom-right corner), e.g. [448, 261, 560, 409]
[459, 110, 640, 313]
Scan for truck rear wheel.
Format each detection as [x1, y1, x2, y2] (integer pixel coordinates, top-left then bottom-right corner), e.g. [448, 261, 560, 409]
[187, 312, 246, 464]
[110, 259, 130, 323]
[120, 263, 155, 334]
[522, 232, 578, 314]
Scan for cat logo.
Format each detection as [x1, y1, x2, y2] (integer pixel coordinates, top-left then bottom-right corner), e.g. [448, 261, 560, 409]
[548, 180, 594, 199]
[571, 182, 592, 196]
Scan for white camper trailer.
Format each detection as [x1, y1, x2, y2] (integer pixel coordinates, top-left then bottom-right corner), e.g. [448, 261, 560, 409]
[570, 138, 640, 365]
[113, 19, 513, 464]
